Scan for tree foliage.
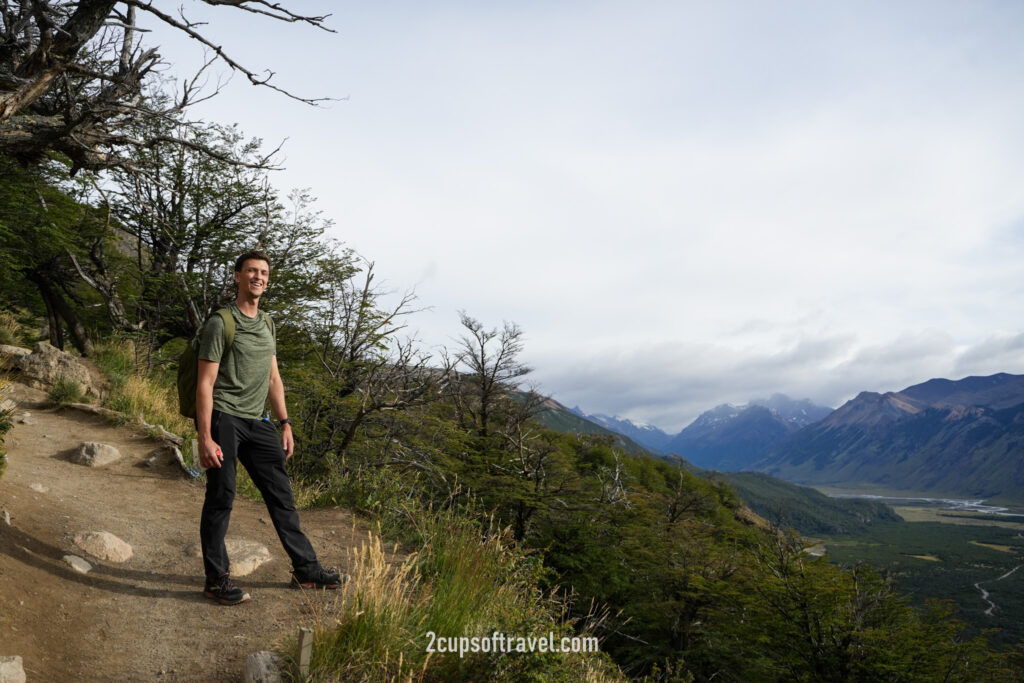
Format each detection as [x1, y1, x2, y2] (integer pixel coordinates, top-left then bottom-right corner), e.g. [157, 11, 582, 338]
[0, 0, 331, 173]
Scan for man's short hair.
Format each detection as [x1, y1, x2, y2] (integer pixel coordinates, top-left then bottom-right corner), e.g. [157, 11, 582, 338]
[234, 250, 272, 272]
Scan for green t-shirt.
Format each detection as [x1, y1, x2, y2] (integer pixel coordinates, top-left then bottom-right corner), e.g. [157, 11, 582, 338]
[197, 303, 276, 420]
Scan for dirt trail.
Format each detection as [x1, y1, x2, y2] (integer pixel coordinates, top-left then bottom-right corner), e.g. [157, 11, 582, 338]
[0, 382, 369, 681]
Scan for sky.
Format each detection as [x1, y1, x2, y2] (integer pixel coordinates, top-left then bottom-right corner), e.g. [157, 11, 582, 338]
[141, 1, 1024, 432]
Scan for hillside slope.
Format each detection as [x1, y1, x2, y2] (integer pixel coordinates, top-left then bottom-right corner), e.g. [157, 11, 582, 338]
[717, 471, 902, 535]
[530, 396, 649, 454]
[755, 373, 1024, 503]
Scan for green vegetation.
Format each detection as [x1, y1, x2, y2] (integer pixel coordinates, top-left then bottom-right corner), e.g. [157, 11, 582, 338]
[0, 308, 34, 347]
[823, 519, 1024, 649]
[282, 509, 620, 682]
[525, 393, 647, 454]
[718, 471, 903, 535]
[92, 340, 195, 439]
[46, 375, 86, 407]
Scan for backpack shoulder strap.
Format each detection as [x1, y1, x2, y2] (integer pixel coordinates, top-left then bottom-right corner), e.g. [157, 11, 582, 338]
[217, 308, 235, 350]
[261, 311, 275, 341]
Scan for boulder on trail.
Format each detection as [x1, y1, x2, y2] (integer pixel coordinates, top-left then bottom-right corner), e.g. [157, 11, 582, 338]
[186, 539, 271, 576]
[7, 342, 99, 397]
[73, 531, 133, 562]
[72, 442, 122, 467]
[0, 655, 26, 683]
[63, 555, 93, 574]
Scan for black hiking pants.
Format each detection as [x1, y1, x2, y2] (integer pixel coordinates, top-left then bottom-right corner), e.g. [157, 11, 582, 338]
[200, 410, 318, 582]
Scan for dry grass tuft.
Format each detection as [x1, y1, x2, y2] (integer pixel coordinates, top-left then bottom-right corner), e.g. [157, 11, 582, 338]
[282, 512, 622, 682]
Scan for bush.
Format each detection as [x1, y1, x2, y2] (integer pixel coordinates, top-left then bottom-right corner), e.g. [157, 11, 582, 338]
[48, 375, 85, 406]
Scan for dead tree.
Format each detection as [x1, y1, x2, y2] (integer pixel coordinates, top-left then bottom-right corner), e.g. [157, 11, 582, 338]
[0, 1, 333, 173]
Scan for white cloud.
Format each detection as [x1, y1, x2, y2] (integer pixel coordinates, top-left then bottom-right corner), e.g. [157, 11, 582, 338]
[142, 1, 1024, 431]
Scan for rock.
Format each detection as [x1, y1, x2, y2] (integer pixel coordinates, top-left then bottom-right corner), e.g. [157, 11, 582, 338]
[0, 344, 30, 358]
[141, 445, 177, 468]
[29, 483, 48, 493]
[9, 341, 99, 397]
[184, 539, 271, 576]
[229, 540, 272, 576]
[0, 656, 26, 683]
[227, 540, 273, 576]
[72, 442, 122, 467]
[244, 651, 282, 683]
[63, 555, 93, 573]
[73, 531, 133, 562]
[15, 415, 34, 425]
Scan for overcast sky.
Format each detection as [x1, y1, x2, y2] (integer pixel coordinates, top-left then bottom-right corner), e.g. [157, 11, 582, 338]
[144, 1, 1024, 432]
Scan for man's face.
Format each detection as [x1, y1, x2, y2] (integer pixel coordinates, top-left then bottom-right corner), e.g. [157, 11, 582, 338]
[235, 258, 270, 298]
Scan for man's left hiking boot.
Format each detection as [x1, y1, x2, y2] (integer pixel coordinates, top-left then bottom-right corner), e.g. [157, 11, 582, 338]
[204, 573, 250, 605]
[291, 565, 346, 590]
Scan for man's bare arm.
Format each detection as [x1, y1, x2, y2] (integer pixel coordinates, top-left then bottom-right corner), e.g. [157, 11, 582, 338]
[197, 359, 224, 469]
[268, 355, 294, 459]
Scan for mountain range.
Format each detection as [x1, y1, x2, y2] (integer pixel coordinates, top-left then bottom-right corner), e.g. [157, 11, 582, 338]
[754, 373, 1024, 503]
[662, 394, 832, 470]
[567, 408, 674, 452]
[568, 374, 1024, 505]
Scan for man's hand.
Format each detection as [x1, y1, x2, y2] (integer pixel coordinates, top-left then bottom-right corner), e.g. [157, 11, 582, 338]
[281, 424, 294, 460]
[199, 437, 224, 469]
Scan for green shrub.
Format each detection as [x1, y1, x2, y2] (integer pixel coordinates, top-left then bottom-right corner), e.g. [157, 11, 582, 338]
[48, 375, 85, 406]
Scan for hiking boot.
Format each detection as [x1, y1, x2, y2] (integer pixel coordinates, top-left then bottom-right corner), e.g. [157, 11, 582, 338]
[204, 573, 250, 605]
[291, 565, 345, 590]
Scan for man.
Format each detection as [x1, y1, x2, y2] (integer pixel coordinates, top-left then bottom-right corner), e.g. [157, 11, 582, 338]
[196, 249, 341, 605]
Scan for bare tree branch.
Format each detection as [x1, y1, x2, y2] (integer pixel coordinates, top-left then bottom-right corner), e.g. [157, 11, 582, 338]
[127, 0, 334, 105]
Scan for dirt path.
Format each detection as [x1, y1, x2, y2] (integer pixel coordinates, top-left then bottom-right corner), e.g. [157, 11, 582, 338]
[0, 382, 370, 681]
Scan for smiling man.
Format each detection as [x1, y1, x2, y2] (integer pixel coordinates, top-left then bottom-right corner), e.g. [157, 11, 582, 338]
[195, 249, 341, 605]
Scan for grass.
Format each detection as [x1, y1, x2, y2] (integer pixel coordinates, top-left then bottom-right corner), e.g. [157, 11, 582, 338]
[892, 505, 1024, 530]
[47, 375, 86, 407]
[0, 308, 31, 347]
[92, 339, 197, 464]
[969, 541, 1014, 553]
[281, 508, 620, 682]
